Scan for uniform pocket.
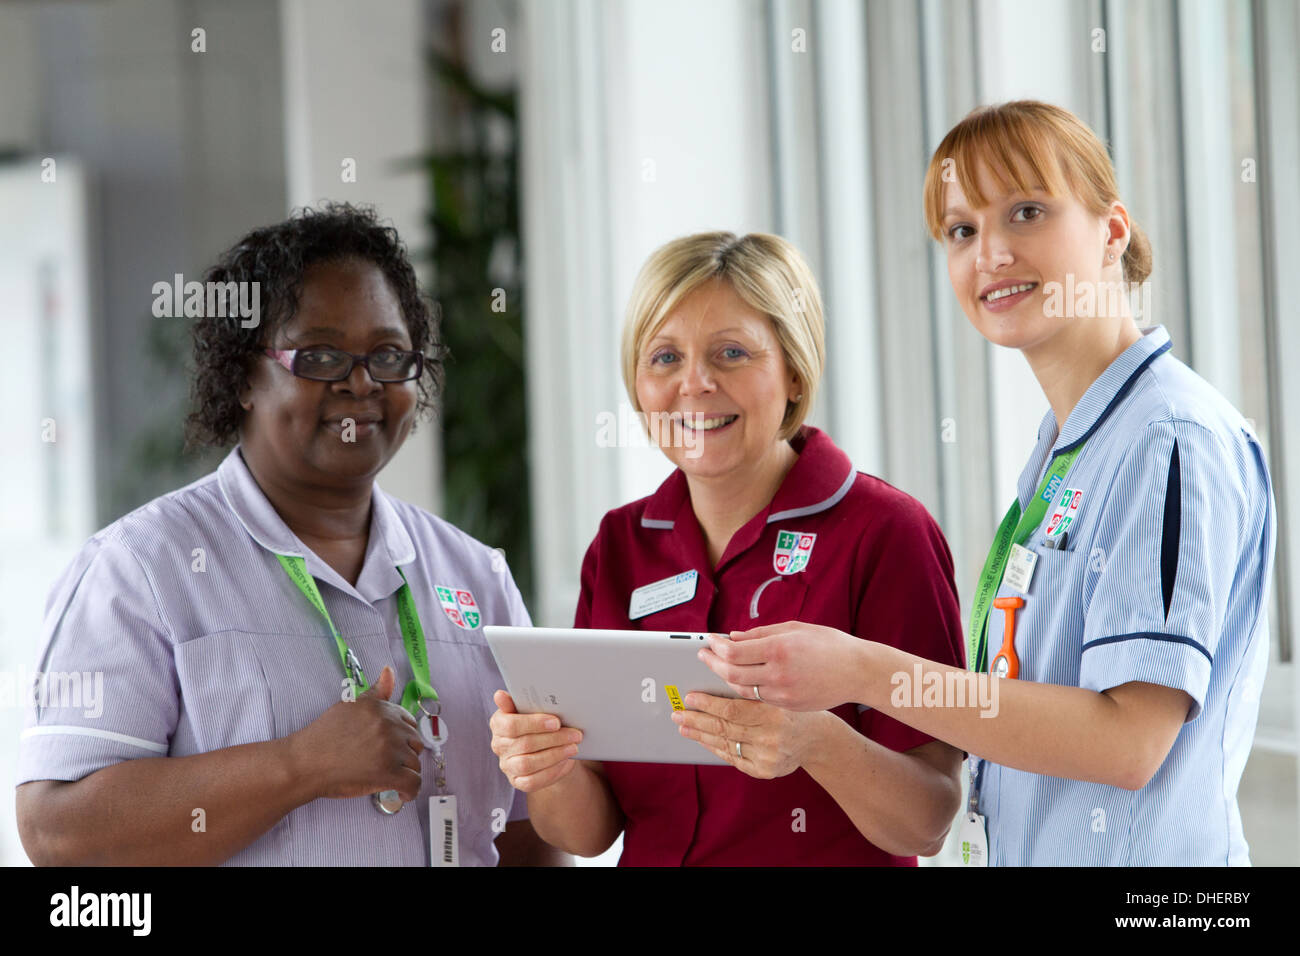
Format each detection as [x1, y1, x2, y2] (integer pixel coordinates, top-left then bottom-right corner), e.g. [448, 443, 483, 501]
[1014, 543, 1084, 685]
[415, 583, 496, 647]
[745, 574, 810, 625]
[174, 630, 278, 752]
[1025, 540, 1080, 600]
[175, 629, 357, 751]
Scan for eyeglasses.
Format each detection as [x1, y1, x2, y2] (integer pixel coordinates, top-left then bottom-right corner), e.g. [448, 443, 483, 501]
[263, 348, 425, 383]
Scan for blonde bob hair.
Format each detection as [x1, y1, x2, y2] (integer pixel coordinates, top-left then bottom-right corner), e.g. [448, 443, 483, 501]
[922, 100, 1152, 284]
[620, 231, 825, 442]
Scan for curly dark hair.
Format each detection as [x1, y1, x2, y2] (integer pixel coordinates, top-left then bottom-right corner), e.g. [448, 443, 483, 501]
[184, 202, 445, 449]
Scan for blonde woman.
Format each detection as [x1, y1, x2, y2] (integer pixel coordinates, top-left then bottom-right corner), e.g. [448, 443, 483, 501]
[699, 102, 1276, 866]
[490, 232, 966, 865]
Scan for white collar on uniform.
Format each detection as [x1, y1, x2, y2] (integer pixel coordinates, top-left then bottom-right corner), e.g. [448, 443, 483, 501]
[217, 444, 417, 600]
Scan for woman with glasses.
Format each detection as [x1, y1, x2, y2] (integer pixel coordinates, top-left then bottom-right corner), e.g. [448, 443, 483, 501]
[16, 203, 561, 866]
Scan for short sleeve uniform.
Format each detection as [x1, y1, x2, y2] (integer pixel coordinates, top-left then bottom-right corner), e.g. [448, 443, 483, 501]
[576, 426, 965, 865]
[18, 445, 529, 865]
[975, 326, 1276, 865]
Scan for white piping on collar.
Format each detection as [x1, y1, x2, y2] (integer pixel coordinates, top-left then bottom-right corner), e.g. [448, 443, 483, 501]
[371, 482, 417, 566]
[218, 451, 304, 558]
[639, 467, 856, 530]
[218, 449, 416, 566]
[767, 468, 855, 523]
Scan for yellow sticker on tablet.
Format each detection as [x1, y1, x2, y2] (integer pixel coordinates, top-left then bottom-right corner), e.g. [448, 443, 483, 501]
[664, 685, 684, 711]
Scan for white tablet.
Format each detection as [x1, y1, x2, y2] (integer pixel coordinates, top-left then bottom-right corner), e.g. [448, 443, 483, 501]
[484, 626, 741, 765]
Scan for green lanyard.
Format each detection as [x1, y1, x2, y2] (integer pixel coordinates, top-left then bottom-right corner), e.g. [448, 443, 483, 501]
[276, 554, 438, 715]
[966, 444, 1084, 673]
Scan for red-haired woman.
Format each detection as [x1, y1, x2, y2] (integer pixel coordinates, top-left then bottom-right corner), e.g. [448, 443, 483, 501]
[699, 101, 1276, 866]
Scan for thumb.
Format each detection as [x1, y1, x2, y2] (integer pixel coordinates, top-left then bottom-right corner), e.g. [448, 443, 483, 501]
[493, 689, 517, 715]
[360, 665, 396, 700]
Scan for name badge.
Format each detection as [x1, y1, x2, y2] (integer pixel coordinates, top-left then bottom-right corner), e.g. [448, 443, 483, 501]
[1002, 543, 1038, 594]
[957, 812, 988, 867]
[628, 570, 698, 620]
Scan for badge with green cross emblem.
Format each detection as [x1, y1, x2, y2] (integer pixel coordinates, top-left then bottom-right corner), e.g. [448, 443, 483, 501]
[773, 531, 817, 575]
[435, 585, 481, 629]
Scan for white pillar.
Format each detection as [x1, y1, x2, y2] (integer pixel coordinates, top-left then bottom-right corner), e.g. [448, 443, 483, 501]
[279, 0, 440, 512]
[975, 0, 1100, 503]
[520, 0, 774, 627]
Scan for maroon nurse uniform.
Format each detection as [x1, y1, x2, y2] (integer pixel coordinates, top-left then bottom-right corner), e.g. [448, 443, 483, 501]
[574, 426, 966, 865]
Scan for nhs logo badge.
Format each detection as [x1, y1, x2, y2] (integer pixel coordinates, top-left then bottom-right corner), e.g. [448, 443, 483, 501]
[1041, 474, 1062, 503]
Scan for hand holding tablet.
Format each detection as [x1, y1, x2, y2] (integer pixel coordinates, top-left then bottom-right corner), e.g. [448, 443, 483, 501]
[489, 690, 584, 792]
[484, 627, 740, 765]
[697, 622, 867, 712]
[671, 690, 835, 779]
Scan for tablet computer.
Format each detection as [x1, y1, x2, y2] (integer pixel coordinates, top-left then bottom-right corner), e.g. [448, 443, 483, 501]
[484, 626, 741, 765]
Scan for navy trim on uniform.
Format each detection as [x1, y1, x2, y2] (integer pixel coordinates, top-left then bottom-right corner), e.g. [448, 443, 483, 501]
[1055, 340, 1172, 455]
[1081, 630, 1212, 664]
[1161, 439, 1182, 620]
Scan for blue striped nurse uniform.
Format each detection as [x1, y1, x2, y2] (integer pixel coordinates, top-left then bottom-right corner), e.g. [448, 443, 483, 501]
[976, 325, 1276, 865]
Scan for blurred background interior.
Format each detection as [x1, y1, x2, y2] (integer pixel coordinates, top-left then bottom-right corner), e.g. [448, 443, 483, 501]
[1, 0, 1297, 866]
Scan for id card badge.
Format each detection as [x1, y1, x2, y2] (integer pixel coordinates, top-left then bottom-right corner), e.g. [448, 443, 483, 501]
[957, 812, 988, 867]
[628, 570, 698, 620]
[430, 794, 459, 867]
[1002, 543, 1038, 594]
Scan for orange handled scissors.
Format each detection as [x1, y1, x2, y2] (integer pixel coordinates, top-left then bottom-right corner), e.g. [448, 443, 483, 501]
[990, 596, 1025, 678]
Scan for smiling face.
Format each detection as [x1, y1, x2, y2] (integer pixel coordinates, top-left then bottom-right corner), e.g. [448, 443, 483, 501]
[940, 160, 1126, 352]
[238, 257, 418, 488]
[634, 277, 801, 482]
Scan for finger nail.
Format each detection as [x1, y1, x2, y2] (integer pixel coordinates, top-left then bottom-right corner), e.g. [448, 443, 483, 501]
[671, 711, 683, 724]
[545, 717, 560, 731]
